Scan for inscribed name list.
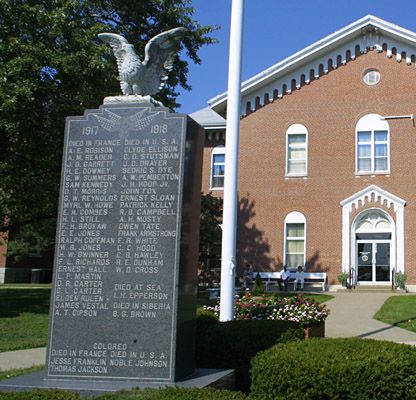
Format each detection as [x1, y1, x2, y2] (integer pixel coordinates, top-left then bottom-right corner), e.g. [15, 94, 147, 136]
[47, 105, 185, 381]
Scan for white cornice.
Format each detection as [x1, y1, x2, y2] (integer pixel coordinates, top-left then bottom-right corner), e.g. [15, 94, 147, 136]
[340, 184, 406, 212]
[209, 15, 416, 113]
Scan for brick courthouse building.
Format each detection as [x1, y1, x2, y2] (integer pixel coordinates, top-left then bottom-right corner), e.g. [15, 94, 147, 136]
[2, 15, 416, 290]
[192, 15, 416, 290]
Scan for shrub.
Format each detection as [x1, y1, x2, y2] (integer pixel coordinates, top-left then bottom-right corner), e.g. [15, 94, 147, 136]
[196, 315, 303, 393]
[97, 387, 246, 400]
[394, 272, 407, 290]
[337, 272, 349, 286]
[0, 388, 245, 400]
[0, 389, 80, 400]
[251, 273, 264, 295]
[250, 338, 416, 400]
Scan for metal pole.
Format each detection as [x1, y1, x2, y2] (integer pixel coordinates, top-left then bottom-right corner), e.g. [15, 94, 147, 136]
[219, 0, 245, 321]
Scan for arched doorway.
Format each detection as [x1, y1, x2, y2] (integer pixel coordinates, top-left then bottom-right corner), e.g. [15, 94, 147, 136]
[354, 210, 393, 284]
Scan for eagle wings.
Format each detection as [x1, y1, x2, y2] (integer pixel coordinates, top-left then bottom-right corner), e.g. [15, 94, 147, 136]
[98, 27, 186, 97]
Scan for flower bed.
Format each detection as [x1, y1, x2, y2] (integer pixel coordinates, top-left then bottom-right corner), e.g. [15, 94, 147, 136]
[203, 292, 329, 327]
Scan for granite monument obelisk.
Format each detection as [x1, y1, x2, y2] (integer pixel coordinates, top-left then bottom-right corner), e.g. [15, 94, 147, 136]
[45, 28, 204, 384]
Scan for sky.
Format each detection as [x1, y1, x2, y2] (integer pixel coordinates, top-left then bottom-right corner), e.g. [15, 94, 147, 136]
[177, 0, 416, 114]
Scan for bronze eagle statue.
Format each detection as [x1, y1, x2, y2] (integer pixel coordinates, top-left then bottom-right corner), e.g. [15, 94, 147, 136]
[98, 27, 186, 98]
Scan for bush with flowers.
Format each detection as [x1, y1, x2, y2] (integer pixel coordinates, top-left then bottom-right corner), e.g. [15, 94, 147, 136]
[203, 291, 329, 327]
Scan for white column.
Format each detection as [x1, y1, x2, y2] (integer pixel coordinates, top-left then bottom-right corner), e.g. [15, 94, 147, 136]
[341, 205, 350, 273]
[396, 204, 405, 273]
[219, 0, 245, 322]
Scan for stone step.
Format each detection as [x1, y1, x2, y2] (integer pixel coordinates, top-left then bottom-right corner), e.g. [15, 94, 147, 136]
[339, 285, 395, 293]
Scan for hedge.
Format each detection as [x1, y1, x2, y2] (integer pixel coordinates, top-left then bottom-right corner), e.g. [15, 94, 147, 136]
[196, 315, 303, 393]
[250, 338, 416, 400]
[0, 389, 81, 400]
[0, 388, 246, 400]
[97, 387, 246, 399]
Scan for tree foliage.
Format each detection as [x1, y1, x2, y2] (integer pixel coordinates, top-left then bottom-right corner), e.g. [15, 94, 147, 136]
[199, 192, 223, 248]
[199, 193, 223, 283]
[0, 0, 216, 260]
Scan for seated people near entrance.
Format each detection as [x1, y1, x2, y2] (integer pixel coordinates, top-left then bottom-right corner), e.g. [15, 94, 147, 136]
[294, 265, 305, 291]
[242, 263, 253, 289]
[280, 266, 290, 291]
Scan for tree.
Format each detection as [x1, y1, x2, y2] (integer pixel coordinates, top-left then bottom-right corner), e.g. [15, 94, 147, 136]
[0, 0, 216, 260]
[199, 192, 223, 285]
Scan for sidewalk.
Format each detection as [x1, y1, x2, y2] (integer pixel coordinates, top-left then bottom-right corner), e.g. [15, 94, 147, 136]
[0, 347, 45, 371]
[324, 291, 416, 344]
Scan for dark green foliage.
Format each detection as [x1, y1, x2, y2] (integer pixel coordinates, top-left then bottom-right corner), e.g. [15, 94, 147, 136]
[251, 273, 264, 295]
[250, 338, 416, 400]
[199, 193, 223, 247]
[199, 193, 223, 284]
[0, 388, 246, 400]
[0, 0, 216, 260]
[0, 389, 81, 400]
[97, 387, 246, 400]
[196, 316, 303, 393]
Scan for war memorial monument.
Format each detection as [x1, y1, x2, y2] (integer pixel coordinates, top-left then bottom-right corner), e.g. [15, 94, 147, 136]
[0, 28, 232, 394]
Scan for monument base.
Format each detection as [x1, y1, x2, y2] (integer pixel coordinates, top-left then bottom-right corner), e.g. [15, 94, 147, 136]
[0, 368, 235, 396]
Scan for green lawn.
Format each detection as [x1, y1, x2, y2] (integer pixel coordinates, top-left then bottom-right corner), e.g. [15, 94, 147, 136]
[198, 289, 333, 306]
[271, 292, 333, 303]
[374, 295, 416, 332]
[0, 288, 51, 352]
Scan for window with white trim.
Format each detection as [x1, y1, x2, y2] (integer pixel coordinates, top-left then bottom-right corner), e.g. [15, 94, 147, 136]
[284, 212, 306, 270]
[363, 69, 381, 85]
[356, 114, 390, 174]
[211, 146, 225, 189]
[286, 124, 308, 176]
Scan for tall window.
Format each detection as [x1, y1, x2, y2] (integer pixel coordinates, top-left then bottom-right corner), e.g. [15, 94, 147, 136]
[211, 146, 225, 189]
[356, 114, 390, 174]
[284, 212, 306, 270]
[286, 124, 308, 176]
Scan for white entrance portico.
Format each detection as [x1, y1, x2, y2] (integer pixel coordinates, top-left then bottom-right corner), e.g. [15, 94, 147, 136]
[340, 185, 406, 285]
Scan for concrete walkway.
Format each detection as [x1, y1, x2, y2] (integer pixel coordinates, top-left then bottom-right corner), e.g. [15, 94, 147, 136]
[0, 347, 45, 371]
[2, 292, 416, 371]
[324, 291, 416, 344]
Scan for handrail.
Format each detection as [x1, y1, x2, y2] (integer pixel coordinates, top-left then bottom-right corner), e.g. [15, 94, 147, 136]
[391, 267, 396, 290]
[348, 267, 356, 289]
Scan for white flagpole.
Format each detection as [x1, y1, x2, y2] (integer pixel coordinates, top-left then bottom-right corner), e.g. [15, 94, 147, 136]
[219, 0, 245, 322]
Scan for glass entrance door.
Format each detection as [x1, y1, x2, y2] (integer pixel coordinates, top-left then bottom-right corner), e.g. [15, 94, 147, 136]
[375, 243, 390, 282]
[357, 241, 390, 283]
[357, 242, 373, 282]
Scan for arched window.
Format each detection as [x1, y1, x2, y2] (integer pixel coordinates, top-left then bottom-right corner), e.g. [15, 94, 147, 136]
[211, 146, 225, 189]
[286, 124, 308, 176]
[356, 114, 390, 174]
[284, 212, 306, 270]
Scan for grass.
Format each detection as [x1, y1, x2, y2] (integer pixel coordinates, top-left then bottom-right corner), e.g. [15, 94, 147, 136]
[269, 292, 333, 303]
[197, 289, 333, 307]
[374, 295, 416, 332]
[0, 288, 51, 352]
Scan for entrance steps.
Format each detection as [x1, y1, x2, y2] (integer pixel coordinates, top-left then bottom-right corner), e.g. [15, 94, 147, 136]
[339, 285, 394, 293]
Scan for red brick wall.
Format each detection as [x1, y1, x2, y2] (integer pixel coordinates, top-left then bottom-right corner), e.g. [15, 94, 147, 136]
[205, 50, 416, 285]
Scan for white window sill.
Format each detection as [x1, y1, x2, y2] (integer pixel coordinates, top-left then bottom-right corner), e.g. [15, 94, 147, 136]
[285, 175, 308, 179]
[355, 171, 390, 177]
[209, 187, 224, 191]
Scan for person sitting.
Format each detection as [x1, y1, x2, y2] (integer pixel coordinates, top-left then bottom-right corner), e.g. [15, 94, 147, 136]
[242, 263, 254, 289]
[294, 265, 305, 291]
[280, 265, 290, 291]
